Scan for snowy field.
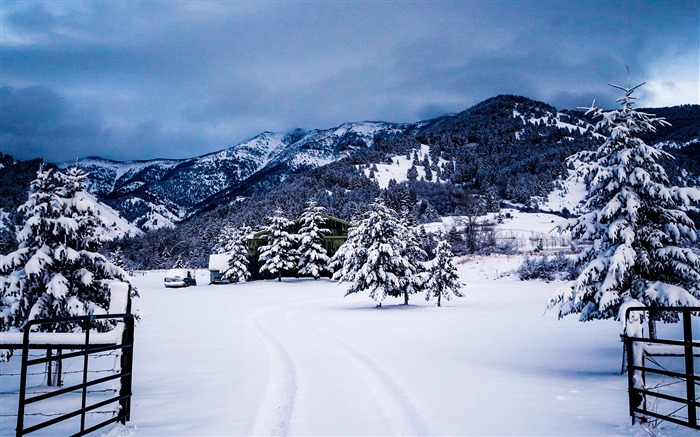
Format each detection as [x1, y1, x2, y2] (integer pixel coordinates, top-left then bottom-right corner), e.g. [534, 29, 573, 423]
[0, 255, 691, 436]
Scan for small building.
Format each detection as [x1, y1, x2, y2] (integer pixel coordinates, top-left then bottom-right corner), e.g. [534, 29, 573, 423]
[208, 253, 232, 284]
[208, 214, 351, 282]
[247, 214, 351, 280]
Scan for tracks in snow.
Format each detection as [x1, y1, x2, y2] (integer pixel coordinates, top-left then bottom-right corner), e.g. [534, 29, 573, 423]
[247, 296, 430, 436]
[246, 305, 297, 436]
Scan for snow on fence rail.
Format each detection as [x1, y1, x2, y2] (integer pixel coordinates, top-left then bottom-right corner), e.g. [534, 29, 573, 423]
[623, 306, 700, 432]
[0, 282, 135, 437]
[1, 314, 135, 437]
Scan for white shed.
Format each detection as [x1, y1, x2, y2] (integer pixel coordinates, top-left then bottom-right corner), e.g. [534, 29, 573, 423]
[208, 254, 231, 284]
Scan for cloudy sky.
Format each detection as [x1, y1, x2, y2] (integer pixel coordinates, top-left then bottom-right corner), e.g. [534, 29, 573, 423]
[1, 1, 698, 163]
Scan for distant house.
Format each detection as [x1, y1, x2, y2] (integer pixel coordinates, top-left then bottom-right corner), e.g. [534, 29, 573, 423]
[207, 214, 351, 283]
[247, 214, 351, 280]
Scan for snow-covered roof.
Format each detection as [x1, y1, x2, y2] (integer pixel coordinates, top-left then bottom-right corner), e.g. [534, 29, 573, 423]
[208, 254, 230, 271]
[165, 269, 193, 278]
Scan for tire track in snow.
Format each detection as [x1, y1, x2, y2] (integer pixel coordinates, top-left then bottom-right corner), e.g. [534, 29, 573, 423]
[287, 308, 432, 436]
[246, 297, 340, 436]
[247, 305, 297, 436]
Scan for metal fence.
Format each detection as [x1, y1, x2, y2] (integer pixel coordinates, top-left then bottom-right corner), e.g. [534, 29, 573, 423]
[13, 314, 134, 437]
[624, 306, 700, 431]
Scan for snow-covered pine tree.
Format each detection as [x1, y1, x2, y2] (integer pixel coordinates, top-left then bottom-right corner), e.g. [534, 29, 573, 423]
[407, 164, 418, 181]
[484, 185, 500, 213]
[0, 166, 131, 332]
[222, 226, 251, 283]
[547, 78, 700, 329]
[424, 241, 464, 306]
[297, 201, 331, 279]
[259, 209, 299, 281]
[330, 200, 425, 306]
[424, 164, 433, 182]
[109, 247, 128, 271]
[399, 213, 427, 304]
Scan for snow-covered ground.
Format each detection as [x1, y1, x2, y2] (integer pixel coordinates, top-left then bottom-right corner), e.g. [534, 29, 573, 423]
[362, 144, 449, 189]
[4, 255, 687, 436]
[541, 169, 588, 214]
[423, 208, 572, 252]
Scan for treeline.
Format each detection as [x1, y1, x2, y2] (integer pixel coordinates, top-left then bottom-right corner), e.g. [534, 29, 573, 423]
[4, 98, 699, 270]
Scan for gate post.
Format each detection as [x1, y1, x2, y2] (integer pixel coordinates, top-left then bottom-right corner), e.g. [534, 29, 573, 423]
[682, 309, 697, 427]
[119, 315, 135, 423]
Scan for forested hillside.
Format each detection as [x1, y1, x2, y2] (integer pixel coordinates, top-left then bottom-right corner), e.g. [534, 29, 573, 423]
[3, 97, 698, 269]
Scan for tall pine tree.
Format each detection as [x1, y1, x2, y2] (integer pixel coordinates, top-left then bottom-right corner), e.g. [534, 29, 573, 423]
[547, 78, 700, 328]
[0, 166, 131, 331]
[297, 201, 331, 279]
[259, 209, 299, 282]
[331, 200, 424, 306]
[224, 227, 251, 283]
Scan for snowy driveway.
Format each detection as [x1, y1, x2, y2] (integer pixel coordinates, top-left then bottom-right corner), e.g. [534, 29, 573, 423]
[125, 259, 641, 436]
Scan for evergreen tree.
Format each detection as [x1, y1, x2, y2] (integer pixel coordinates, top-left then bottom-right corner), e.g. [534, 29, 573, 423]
[109, 247, 128, 271]
[429, 143, 441, 168]
[297, 200, 331, 279]
[331, 200, 424, 306]
[0, 167, 131, 331]
[424, 241, 464, 306]
[222, 226, 251, 283]
[399, 216, 428, 304]
[484, 185, 500, 213]
[424, 162, 433, 182]
[547, 78, 700, 327]
[407, 164, 418, 181]
[259, 209, 299, 281]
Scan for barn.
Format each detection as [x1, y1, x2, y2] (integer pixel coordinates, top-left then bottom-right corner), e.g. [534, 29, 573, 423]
[247, 214, 351, 280]
[208, 214, 351, 282]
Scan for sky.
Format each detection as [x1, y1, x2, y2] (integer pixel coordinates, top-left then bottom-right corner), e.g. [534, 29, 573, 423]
[0, 1, 698, 163]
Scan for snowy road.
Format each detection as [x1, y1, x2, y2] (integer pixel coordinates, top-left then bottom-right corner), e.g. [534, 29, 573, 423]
[121, 257, 647, 436]
[2, 257, 661, 436]
[248, 296, 430, 436]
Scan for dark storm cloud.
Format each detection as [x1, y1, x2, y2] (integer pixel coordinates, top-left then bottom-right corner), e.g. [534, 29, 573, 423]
[0, 85, 212, 162]
[1, 0, 698, 162]
[0, 85, 106, 162]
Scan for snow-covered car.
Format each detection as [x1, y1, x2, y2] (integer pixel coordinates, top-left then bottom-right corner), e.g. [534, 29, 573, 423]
[164, 269, 197, 288]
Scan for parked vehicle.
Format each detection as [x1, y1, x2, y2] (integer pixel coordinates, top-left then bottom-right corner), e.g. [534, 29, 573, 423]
[164, 269, 197, 288]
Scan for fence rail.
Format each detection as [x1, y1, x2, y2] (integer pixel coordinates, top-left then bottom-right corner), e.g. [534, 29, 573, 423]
[14, 314, 134, 437]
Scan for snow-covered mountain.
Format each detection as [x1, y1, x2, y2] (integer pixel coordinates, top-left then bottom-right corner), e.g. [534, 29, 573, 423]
[78, 121, 403, 229]
[71, 97, 698, 231]
[82, 191, 143, 239]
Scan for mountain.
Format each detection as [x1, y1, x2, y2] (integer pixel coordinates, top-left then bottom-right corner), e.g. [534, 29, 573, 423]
[12, 96, 696, 233]
[80, 95, 700, 229]
[77, 121, 404, 229]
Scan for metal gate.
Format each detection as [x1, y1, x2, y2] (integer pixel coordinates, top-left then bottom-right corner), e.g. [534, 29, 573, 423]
[14, 313, 134, 437]
[624, 306, 699, 431]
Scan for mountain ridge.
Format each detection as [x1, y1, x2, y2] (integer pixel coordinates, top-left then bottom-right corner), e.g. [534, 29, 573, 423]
[3, 96, 696, 235]
[80, 96, 700, 229]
